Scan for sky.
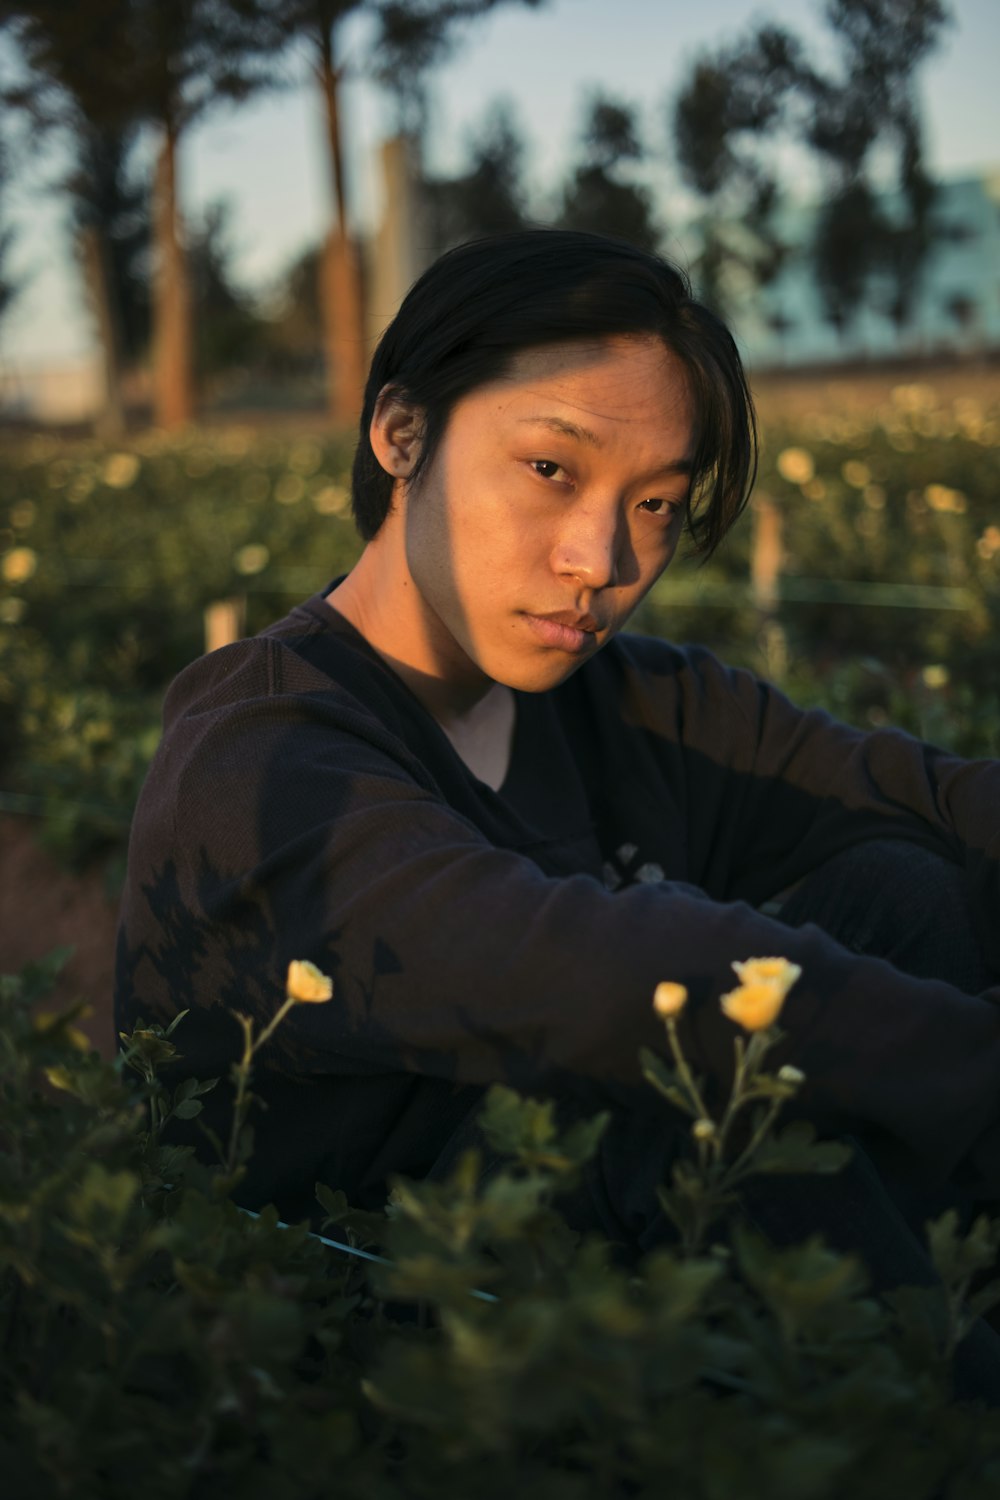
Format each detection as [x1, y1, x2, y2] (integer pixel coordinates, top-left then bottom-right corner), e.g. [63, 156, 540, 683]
[2, 0, 999, 366]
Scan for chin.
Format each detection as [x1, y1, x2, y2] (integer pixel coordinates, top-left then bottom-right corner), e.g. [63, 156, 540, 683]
[489, 652, 595, 694]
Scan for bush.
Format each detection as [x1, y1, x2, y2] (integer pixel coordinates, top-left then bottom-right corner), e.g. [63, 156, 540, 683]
[3, 952, 1000, 1498]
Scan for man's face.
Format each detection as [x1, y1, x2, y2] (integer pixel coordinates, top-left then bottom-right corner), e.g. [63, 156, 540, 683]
[399, 334, 696, 694]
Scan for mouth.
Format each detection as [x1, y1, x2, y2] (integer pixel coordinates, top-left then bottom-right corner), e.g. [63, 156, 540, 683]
[521, 610, 604, 653]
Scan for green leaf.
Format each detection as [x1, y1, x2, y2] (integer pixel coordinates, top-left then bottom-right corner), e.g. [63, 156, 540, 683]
[744, 1120, 852, 1177]
[478, 1085, 607, 1173]
[65, 1164, 138, 1238]
[925, 1209, 1000, 1284]
[734, 1223, 869, 1338]
[639, 1045, 698, 1115]
[172, 1098, 203, 1120]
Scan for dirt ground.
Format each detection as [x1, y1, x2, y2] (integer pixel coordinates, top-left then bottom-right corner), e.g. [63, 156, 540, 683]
[0, 816, 120, 1058]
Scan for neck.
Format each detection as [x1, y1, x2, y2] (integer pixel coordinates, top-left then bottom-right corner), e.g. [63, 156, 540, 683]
[328, 532, 494, 727]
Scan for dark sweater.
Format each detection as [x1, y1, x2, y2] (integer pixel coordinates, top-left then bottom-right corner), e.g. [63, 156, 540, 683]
[115, 590, 1000, 1220]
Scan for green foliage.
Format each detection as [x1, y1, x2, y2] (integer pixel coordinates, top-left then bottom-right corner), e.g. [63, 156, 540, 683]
[0, 427, 360, 862]
[4, 956, 1000, 1496]
[637, 384, 1000, 760]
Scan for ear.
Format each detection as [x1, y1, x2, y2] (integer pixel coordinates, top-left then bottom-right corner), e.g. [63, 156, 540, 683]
[369, 386, 424, 480]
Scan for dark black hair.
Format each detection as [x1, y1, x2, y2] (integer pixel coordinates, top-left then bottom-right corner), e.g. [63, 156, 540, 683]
[351, 228, 757, 556]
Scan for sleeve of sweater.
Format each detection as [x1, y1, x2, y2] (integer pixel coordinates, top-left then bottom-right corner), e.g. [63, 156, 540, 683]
[653, 643, 1000, 972]
[139, 637, 1000, 1195]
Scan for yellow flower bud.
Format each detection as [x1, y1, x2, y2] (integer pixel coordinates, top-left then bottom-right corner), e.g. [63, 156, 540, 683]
[730, 957, 801, 1000]
[777, 1064, 806, 1085]
[653, 981, 688, 1018]
[692, 1118, 717, 1141]
[720, 980, 785, 1032]
[286, 959, 333, 1004]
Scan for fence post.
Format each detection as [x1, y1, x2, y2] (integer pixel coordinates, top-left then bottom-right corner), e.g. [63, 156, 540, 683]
[204, 596, 247, 654]
[751, 496, 784, 613]
[751, 497, 788, 681]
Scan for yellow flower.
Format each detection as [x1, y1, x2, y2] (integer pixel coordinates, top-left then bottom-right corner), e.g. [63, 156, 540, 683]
[922, 664, 949, 690]
[924, 483, 967, 514]
[103, 452, 140, 488]
[286, 959, 333, 1004]
[776, 447, 814, 486]
[720, 980, 786, 1032]
[653, 981, 688, 1018]
[729, 957, 801, 998]
[2, 546, 37, 584]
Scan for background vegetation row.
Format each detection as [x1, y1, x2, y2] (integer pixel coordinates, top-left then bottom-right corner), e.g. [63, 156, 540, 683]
[1, 381, 998, 869]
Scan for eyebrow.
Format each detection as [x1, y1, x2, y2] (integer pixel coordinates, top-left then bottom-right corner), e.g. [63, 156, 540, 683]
[517, 415, 694, 474]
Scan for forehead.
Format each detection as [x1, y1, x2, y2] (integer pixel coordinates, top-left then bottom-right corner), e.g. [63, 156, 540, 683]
[467, 335, 695, 438]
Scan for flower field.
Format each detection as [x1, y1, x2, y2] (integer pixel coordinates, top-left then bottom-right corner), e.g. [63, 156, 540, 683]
[1, 379, 998, 865]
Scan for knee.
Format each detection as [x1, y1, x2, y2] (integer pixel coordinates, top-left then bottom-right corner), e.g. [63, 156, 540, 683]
[777, 837, 989, 992]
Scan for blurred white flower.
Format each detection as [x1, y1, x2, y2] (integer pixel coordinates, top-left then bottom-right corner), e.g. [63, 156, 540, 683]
[275, 473, 306, 506]
[842, 460, 871, 488]
[0, 597, 25, 623]
[234, 543, 270, 575]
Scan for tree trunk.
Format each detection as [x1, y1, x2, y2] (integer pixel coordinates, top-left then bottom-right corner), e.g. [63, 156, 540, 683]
[316, 22, 365, 427]
[152, 121, 194, 428]
[79, 223, 126, 442]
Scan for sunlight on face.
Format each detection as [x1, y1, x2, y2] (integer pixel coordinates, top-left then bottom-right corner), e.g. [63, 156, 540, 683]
[402, 335, 697, 693]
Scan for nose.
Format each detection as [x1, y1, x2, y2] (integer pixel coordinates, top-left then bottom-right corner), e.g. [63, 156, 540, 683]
[551, 503, 621, 591]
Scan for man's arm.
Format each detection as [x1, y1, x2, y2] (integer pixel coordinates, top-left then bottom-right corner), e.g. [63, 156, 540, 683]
[650, 643, 1000, 969]
[123, 660, 1000, 1198]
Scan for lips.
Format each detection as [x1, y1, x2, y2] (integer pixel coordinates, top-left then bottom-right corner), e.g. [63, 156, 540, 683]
[521, 609, 604, 653]
[534, 609, 602, 633]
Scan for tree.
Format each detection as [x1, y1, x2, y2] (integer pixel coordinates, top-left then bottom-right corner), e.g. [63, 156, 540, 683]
[671, 24, 802, 312]
[68, 126, 150, 436]
[670, 0, 950, 330]
[0, 0, 289, 430]
[284, 0, 547, 427]
[423, 99, 529, 256]
[0, 130, 20, 340]
[799, 0, 948, 335]
[0, 0, 146, 434]
[125, 0, 289, 427]
[187, 199, 268, 383]
[558, 93, 661, 253]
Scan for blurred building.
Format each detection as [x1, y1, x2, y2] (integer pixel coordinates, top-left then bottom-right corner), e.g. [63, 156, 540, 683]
[0, 354, 103, 424]
[736, 170, 1000, 368]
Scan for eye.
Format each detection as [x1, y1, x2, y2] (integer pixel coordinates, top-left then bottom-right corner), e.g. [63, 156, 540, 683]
[638, 496, 685, 521]
[530, 459, 572, 483]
